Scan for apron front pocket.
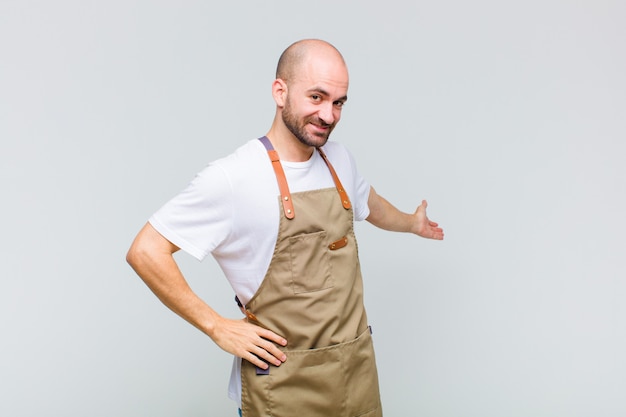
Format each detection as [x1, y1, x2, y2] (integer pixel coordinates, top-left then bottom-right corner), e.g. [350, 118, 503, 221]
[265, 347, 344, 416]
[288, 230, 334, 294]
[343, 329, 381, 416]
[246, 328, 381, 417]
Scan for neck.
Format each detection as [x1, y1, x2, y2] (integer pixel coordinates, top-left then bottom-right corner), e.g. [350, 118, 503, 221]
[265, 118, 315, 162]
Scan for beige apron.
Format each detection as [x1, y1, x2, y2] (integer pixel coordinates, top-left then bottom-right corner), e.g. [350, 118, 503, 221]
[240, 137, 382, 417]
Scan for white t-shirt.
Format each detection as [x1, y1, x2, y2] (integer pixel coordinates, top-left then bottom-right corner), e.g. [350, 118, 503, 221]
[149, 138, 371, 405]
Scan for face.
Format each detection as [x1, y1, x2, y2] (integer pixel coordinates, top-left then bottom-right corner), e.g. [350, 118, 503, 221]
[280, 53, 349, 148]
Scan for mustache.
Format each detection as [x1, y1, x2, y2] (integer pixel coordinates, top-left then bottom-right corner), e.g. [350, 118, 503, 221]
[308, 117, 333, 127]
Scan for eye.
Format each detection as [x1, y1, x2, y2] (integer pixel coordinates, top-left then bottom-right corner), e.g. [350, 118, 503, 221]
[334, 100, 345, 108]
[311, 94, 321, 101]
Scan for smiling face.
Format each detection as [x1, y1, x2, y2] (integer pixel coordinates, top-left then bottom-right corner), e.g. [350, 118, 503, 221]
[278, 43, 349, 148]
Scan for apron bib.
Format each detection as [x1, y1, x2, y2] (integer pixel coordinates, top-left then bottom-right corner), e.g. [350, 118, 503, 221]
[240, 137, 382, 417]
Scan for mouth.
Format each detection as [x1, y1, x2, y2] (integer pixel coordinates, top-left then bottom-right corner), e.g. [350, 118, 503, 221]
[309, 122, 331, 133]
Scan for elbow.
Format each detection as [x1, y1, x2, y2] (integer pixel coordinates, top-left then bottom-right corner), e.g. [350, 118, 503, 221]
[365, 210, 378, 226]
[126, 244, 140, 271]
[366, 211, 384, 229]
[366, 199, 385, 228]
[126, 223, 178, 274]
[126, 239, 148, 273]
[126, 223, 155, 271]
[126, 246, 136, 268]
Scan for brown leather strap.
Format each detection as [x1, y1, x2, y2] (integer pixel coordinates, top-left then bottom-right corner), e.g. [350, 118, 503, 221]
[317, 147, 352, 210]
[259, 137, 295, 219]
[267, 149, 295, 219]
[259, 137, 352, 218]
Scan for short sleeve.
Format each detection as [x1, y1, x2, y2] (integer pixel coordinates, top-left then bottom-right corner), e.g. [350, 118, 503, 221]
[149, 163, 234, 261]
[345, 147, 371, 221]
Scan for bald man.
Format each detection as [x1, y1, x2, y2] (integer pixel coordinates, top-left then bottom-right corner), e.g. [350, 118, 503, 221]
[127, 39, 443, 417]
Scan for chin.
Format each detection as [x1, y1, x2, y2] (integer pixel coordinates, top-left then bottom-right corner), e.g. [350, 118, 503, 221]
[308, 136, 330, 148]
[295, 132, 328, 148]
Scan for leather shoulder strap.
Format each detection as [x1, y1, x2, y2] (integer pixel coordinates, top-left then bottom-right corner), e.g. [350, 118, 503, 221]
[258, 137, 295, 219]
[317, 147, 352, 210]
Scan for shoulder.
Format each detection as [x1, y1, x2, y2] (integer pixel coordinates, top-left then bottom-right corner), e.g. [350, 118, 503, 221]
[213, 139, 267, 171]
[320, 141, 356, 166]
[204, 138, 277, 199]
[319, 141, 360, 174]
[194, 139, 269, 185]
[167, 139, 272, 203]
[320, 140, 350, 155]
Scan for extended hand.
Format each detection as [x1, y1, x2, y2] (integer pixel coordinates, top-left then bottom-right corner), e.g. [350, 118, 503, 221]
[412, 200, 444, 240]
[210, 316, 287, 369]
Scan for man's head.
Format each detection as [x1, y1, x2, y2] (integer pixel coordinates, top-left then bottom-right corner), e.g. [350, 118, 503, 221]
[273, 39, 349, 148]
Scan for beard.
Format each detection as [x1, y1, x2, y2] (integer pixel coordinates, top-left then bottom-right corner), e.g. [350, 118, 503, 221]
[282, 98, 336, 148]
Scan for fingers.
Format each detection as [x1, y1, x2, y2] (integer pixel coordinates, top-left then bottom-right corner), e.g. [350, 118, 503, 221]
[246, 335, 287, 368]
[247, 351, 274, 369]
[431, 226, 444, 240]
[211, 317, 287, 369]
[418, 200, 444, 240]
[257, 327, 288, 347]
[239, 323, 287, 367]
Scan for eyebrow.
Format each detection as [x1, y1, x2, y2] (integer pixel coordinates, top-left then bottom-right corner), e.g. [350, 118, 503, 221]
[307, 87, 348, 103]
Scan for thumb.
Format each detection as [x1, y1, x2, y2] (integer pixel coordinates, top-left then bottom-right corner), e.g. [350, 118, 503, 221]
[414, 200, 428, 216]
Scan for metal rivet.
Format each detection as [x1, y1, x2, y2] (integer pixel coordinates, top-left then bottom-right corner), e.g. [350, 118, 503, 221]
[284, 196, 289, 201]
[287, 209, 292, 214]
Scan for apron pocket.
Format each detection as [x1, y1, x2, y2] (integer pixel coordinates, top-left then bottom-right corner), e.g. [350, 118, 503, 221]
[244, 329, 381, 417]
[288, 230, 333, 294]
[266, 347, 344, 416]
[343, 330, 381, 416]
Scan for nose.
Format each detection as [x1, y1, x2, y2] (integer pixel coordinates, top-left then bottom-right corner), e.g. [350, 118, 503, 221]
[318, 102, 337, 126]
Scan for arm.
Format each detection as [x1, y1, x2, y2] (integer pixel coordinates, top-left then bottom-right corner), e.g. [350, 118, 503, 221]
[366, 186, 444, 240]
[126, 223, 287, 369]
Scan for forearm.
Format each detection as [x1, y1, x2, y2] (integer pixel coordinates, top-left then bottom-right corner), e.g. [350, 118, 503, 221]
[126, 224, 221, 338]
[126, 223, 288, 368]
[365, 187, 415, 233]
[366, 187, 444, 240]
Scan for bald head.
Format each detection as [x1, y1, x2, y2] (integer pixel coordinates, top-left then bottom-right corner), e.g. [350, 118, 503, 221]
[276, 39, 347, 82]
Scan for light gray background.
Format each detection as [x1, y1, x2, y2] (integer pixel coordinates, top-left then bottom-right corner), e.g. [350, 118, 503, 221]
[1, 1, 625, 416]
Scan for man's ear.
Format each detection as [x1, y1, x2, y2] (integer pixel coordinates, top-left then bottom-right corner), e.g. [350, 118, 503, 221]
[272, 78, 288, 107]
